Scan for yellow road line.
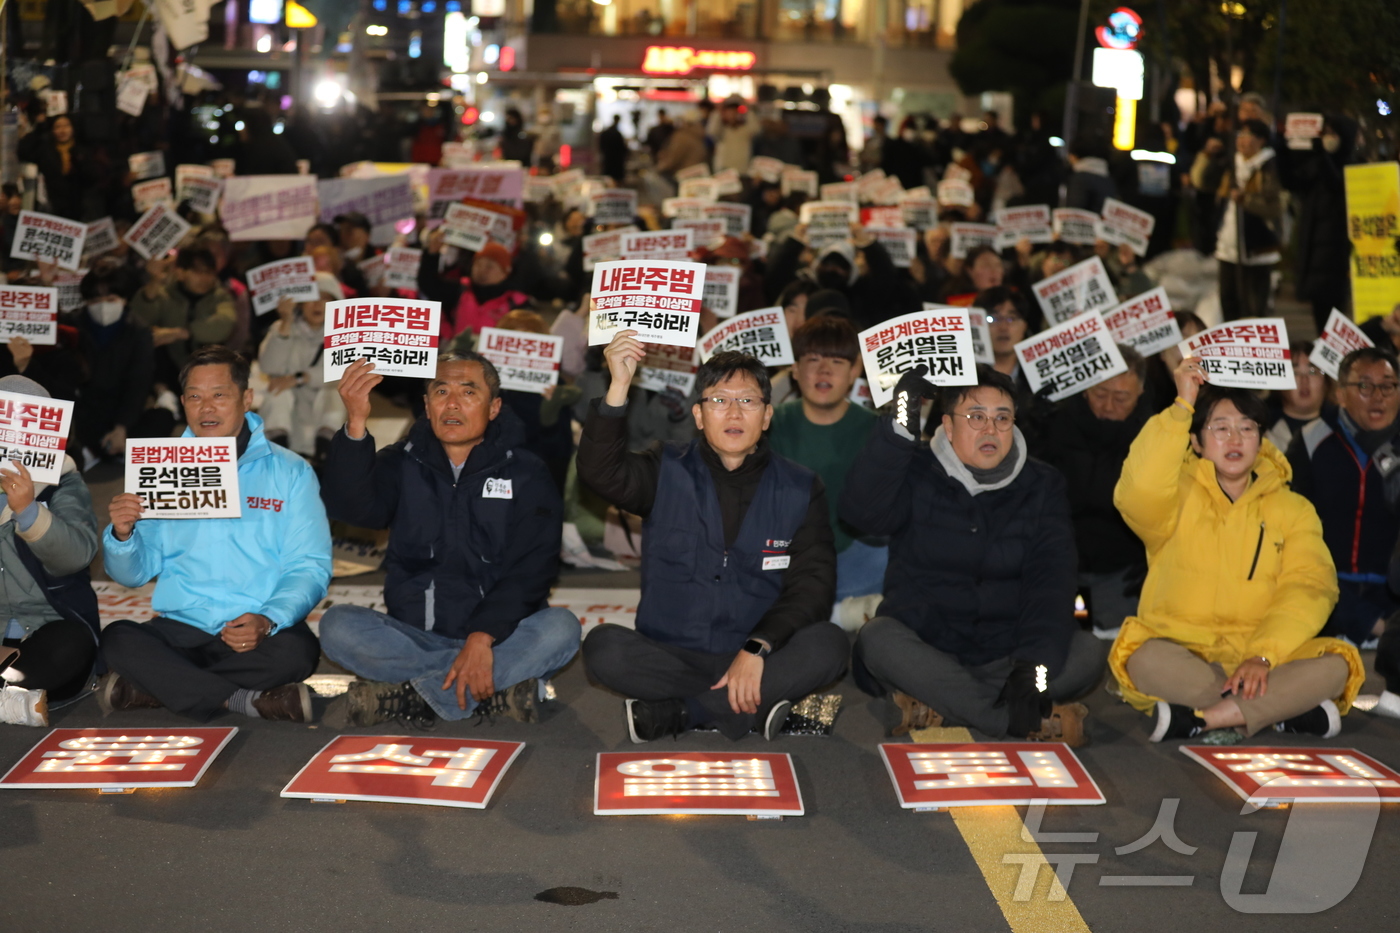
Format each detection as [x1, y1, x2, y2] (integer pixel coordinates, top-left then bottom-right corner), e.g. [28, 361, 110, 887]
[909, 725, 1094, 933]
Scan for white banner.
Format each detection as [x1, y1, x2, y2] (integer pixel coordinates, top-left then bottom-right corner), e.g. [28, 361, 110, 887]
[588, 260, 707, 349]
[220, 175, 319, 241]
[859, 308, 978, 408]
[1016, 313, 1128, 402]
[1311, 308, 1374, 379]
[318, 176, 416, 247]
[1033, 256, 1117, 325]
[124, 204, 191, 261]
[1101, 287, 1181, 357]
[125, 438, 240, 519]
[0, 392, 75, 484]
[699, 307, 794, 366]
[477, 327, 563, 395]
[247, 257, 319, 314]
[0, 285, 59, 345]
[11, 211, 87, 271]
[324, 299, 443, 381]
[1179, 319, 1295, 390]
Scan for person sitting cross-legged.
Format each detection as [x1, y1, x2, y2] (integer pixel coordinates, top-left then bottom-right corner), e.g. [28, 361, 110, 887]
[317, 354, 580, 729]
[577, 332, 848, 742]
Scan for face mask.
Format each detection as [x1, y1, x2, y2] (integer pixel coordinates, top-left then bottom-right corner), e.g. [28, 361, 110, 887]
[1322, 134, 1341, 154]
[88, 299, 123, 326]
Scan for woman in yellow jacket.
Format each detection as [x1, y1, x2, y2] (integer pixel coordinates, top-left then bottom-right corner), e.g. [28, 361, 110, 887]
[1109, 358, 1363, 741]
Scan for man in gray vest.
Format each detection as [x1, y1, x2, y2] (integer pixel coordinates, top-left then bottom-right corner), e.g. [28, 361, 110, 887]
[577, 330, 846, 742]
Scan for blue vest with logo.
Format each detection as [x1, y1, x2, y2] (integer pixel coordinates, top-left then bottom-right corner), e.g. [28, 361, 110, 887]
[637, 441, 815, 655]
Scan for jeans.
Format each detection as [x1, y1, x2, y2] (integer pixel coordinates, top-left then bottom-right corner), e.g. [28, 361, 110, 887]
[319, 605, 581, 721]
[836, 540, 888, 602]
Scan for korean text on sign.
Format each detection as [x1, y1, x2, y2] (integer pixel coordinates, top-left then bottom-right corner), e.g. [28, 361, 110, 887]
[582, 227, 635, 271]
[0, 390, 73, 484]
[247, 257, 319, 314]
[1101, 286, 1181, 357]
[636, 344, 698, 396]
[0, 728, 238, 790]
[869, 227, 917, 268]
[1099, 197, 1157, 256]
[799, 201, 859, 251]
[588, 188, 638, 225]
[858, 308, 978, 408]
[594, 752, 805, 816]
[280, 736, 525, 809]
[383, 248, 422, 291]
[220, 175, 320, 241]
[880, 743, 1106, 808]
[10, 211, 87, 271]
[1178, 318, 1294, 390]
[993, 204, 1053, 250]
[125, 204, 192, 261]
[178, 174, 223, 215]
[1311, 308, 1373, 379]
[1053, 208, 1100, 245]
[477, 327, 564, 395]
[1182, 745, 1400, 805]
[699, 307, 795, 366]
[324, 298, 443, 380]
[427, 167, 525, 216]
[950, 223, 997, 259]
[621, 229, 693, 260]
[1016, 311, 1128, 402]
[441, 202, 502, 252]
[125, 438, 241, 519]
[1033, 256, 1117, 325]
[0, 284, 59, 345]
[83, 217, 119, 258]
[132, 177, 173, 213]
[701, 266, 740, 318]
[588, 260, 707, 349]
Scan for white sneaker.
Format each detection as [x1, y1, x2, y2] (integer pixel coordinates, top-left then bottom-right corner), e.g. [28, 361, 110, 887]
[0, 685, 48, 726]
[1355, 690, 1400, 719]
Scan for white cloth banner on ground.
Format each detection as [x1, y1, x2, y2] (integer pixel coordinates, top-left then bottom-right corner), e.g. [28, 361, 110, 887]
[125, 204, 191, 260]
[859, 308, 978, 408]
[699, 307, 793, 366]
[1179, 318, 1295, 390]
[0, 285, 59, 345]
[247, 257, 319, 314]
[323, 299, 442, 380]
[10, 211, 86, 271]
[1101, 287, 1181, 357]
[1033, 256, 1117, 325]
[1311, 308, 1374, 379]
[220, 175, 319, 241]
[588, 260, 707, 349]
[125, 437, 241, 519]
[477, 327, 564, 394]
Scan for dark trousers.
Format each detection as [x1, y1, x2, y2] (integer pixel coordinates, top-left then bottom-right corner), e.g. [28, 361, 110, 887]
[1325, 578, 1395, 646]
[1374, 612, 1400, 695]
[3, 617, 97, 702]
[582, 622, 849, 740]
[1218, 261, 1274, 321]
[100, 617, 320, 721]
[854, 616, 1107, 738]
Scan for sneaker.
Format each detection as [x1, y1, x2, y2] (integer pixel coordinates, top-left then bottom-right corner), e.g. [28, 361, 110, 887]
[890, 691, 942, 736]
[625, 698, 689, 744]
[342, 680, 437, 730]
[1148, 701, 1207, 743]
[96, 672, 163, 715]
[0, 685, 48, 726]
[474, 678, 539, 724]
[1355, 690, 1400, 719]
[763, 700, 792, 741]
[1092, 626, 1121, 642]
[251, 683, 313, 723]
[1031, 702, 1090, 748]
[1275, 699, 1342, 738]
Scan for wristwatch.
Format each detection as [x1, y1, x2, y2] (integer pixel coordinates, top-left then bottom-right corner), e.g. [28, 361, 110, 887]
[743, 639, 770, 659]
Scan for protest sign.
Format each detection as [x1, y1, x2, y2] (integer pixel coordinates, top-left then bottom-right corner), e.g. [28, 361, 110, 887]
[11, 211, 87, 270]
[426, 166, 524, 217]
[701, 266, 741, 318]
[124, 204, 192, 260]
[900, 193, 937, 230]
[582, 226, 635, 271]
[441, 202, 502, 251]
[221, 175, 319, 241]
[383, 247, 422, 291]
[125, 438, 241, 519]
[621, 229, 693, 261]
[1311, 308, 1374, 379]
[177, 171, 222, 215]
[749, 156, 784, 184]
[936, 178, 975, 208]
[1345, 162, 1400, 323]
[993, 204, 1053, 250]
[861, 206, 904, 229]
[703, 202, 751, 237]
[1016, 312, 1128, 401]
[588, 259, 707, 349]
[673, 219, 726, 245]
[950, 222, 998, 259]
[0, 285, 58, 345]
[128, 151, 166, 181]
[1098, 197, 1156, 256]
[635, 343, 698, 395]
[318, 176, 416, 247]
[799, 201, 858, 251]
[855, 168, 886, 198]
[869, 227, 916, 268]
[82, 217, 119, 258]
[524, 176, 555, 204]
[358, 255, 386, 290]
[1179, 319, 1294, 390]
[871, 176, 906, 206]
[1101, 286, 1181, 357]
[1053, 208, 1100, 245]
[675, 163, 711, 181]
[133, 177, 174, 213]
[1285, 113, 1325, 151]
[780, 169, 818, 197]
[594, 751, 805, 817]
[859, 308, 978, 407]
[678, 177, 720, 202]
[0, 392, 73, 484]
[54, 269, 85, 312]
[210, 158, 236, 178]
[1181, 745, 1400, 806]
[175, 163, 215, 191]
[849, 377, 874, 408]
[587, 188, 638, 225]
[247, 257, 319, 314]
[116, 74, 149, 117]
[661, 197, 708, 221]
[820, 182, 858, 204]
[967, 307, 995, 365]
[880, 743, 1106, 809]
[324, 299, 442, 380]
[1033, 256, 1117, 325]
[0, 727, 237, 791]
[477, 327, 564, 394]
[699, 307, 793, 366]
[945, 163, 973, 182]
[712, 169, 743, 196]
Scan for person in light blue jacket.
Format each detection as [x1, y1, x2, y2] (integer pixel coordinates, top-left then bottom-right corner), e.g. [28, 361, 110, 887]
[98, 346, 331, 722]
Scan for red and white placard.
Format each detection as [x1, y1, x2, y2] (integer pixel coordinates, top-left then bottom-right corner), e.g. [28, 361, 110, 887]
[1099, 198, 1157, 256]
[937, 178, 975, 208]
[477, 327, 563, 394]
[880, 742, 1106, 809]
[820, 182, 858, 204]
[324, 298, 442, 380]
[125, 203, 191, 261]
[699, 306, 793, 365]
[748, 156, 784, 184]
[1182, 745, 1400, 805]
[0, 727, 237, 790]
[582, 226, 635, 271]
[132, 177, 173, 213]
[281, 735, 524, 809]
[383, 247, 422, 291]
[799, 200, 858, 251]
[621, 229, 693, 261]
[1285, 113, 1325, 150]
[713, 169, 743, 196]
[0, 390, 74, 484]
[703, 202, 751, 237]
[594, 752, 805, 816]
[675, 163, 711, 181]
[993, 204, 1053, 250]
[221, 175, 320, 241]
[661, 197, 708, 221]
[950, 222, 998, 259]
[588, 259, 707, 349]
[125, 437, 241, 519]
[83, 217, 119, 258]
[441, 202, 502, 252]
[859, 308, 978, 407]
[679, 177, 720, 202]
[901, 194, 937, 230]
[1179, 318, 1294, 390]
[1311, 308, 1373, 379]
[780, 169, 818, 197]
[636, 343, 698, 395]
[1053, 208, 1100, 246]
[673, 219, 726, 245]
[128, 151, 166, 180]
[1033, 256, 1118, 325]
[247, 256, 318, 314]
[1101, 286, 1181, 357]
[0, 284, 59, 345]
[588, 188, 638, 225]
[10, 210, 87, 271]
[870, 227, 917, 268]
[1016, 311, 1128, 402]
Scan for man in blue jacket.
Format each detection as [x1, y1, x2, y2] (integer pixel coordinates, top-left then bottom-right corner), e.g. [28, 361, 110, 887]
[317, 354, 578, 728]
[99, 346, 332, 722]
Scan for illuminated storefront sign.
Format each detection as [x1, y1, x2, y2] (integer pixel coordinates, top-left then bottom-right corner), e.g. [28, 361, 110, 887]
[641, 46, 757, 75]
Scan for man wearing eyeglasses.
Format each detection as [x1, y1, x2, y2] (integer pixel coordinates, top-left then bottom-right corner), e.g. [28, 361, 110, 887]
[577, 331, 846, 742]
[840, 365, 1104, 744]
[1288, 346, 1400, 710]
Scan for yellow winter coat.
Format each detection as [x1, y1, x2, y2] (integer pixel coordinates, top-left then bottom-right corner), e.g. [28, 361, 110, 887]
[1108, 403, 1363, 713]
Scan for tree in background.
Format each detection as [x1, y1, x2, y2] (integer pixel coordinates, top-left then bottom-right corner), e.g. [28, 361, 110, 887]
[949, 0, 1081, 131]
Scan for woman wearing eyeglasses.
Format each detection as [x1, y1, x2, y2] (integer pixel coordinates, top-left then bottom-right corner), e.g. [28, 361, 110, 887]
[1109, 357, 1363, 743]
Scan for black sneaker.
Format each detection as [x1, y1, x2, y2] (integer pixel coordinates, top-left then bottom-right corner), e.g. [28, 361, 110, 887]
[474, 679, 540, 724]
[1148, 701, 1207, 743]
[343, 680, 438, 730]
[625, 698, 689, 744]
[762, 700, 792, 741]
[1275, 699, 1342, 738]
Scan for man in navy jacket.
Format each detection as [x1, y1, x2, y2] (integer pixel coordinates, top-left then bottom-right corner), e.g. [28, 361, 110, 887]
[318, 353, 579, 727]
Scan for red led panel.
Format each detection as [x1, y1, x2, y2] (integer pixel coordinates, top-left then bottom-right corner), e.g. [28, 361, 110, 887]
[0, 727, 237, 790]
[281, 736, 524, 809]
[1181, 745, 1400, 805]
[595, 752, 804, 816]
[880, 742, 1106, 809]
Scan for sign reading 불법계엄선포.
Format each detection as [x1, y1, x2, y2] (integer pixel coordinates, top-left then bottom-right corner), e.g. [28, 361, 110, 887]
[859, 308, 978, 408]
[1033, 257, 1118, 326]
[1310, 308, 1374, 379]
[1178, 318, 1294, 390]
[1016, 312, 1128, 402]
[699, 307, 793, 366]
[588, 260, 707, 349]
[594, 751, 805, 816]
[124, 204, 192, 261]
[124, 438, 241, 519]
[279, 736, 525, 809]
[476, 327, 564, 395]
[323, 298, 443, 381]
[10, 211, 87, 271]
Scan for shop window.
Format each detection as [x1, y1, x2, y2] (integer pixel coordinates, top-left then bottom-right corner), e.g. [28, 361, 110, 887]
[553, 0, 759, 38]
[772, 0, 868, 43]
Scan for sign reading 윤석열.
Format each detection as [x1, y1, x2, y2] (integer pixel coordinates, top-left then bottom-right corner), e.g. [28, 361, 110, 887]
[1181, 746, 1400, 806]
[588, 260, 707, 349]
[594, 752, 804, 816]
[124, 438, 241, 519]
[858, 308, 978, 408]
[280, 736, 525, 809]
[0, 728, 238, 790]
[1178, 318, 1294, 391]
[880, 742, 1106, 809]
[1016, 311, 1128, 402]
[323, 299, 442, 380]
[476, 327, 563, 395]
[0, 391, 74, 485]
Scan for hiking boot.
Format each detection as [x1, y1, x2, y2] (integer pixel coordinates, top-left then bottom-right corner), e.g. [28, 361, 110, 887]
[625, 698, 689, 743]
[1275, 699, 1342, 738]
[251, 683, 313, 723]
[1148, 701, 1206, 743]
[474, 679, 540, 724]
[763, 700, 792, 741]
[342, 680, 438, 729]
[891, 691, 942, 736]
[96, 672, 163, 715]
[1031, 702, 1090, 747]
[0, 685, 48, 726]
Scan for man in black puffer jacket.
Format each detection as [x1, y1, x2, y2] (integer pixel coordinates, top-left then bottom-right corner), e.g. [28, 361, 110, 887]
[841, 364, 1105, 743]
[317, 353, 580, 728]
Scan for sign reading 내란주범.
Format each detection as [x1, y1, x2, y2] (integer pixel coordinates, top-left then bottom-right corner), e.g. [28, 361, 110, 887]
[0, 390, 74, 484]
[621, 229, 693, 261]
[1098, 197, 1157, 256]
[476, 327, 564, 395]
[1033, 256, 1118, 325]
[247, 257, 319, 314]
[1179, 318, 1294, 390]
[1100, 286, 1181, 357]
[1053, 208, 1101, 246]
[858, 308, 979, 408]
[1310, 308, 1374, 379]
[124, 438, 241, 519]
[635, 343, 699, 396]
[588, 260, 707, 349]
[699, 307, 794, 366]
[323, 299, 443, 380]
[1016, 312, 1128, 402]
[0, 284, 59, 345]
